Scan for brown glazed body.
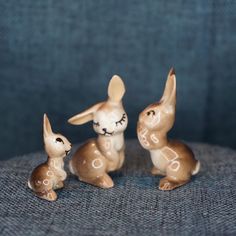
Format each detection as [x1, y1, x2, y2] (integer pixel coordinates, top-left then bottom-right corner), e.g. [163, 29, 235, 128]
[28, 114, 71, 201]
[68, 75, 128, 188]
[137, 68, 200, 190]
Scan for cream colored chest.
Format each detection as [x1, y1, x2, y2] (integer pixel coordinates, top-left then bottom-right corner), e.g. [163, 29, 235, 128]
[150, 146, 179, 173]
[112, 134, 124, 151]
[150, 149, 169, 173]
[50, 159, 67, 182]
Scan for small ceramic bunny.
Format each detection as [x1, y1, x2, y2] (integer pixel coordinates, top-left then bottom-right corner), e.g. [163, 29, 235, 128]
[137, 68, 200, 191]
[68, 75, 128, 188]
[28, 114, 72, 201]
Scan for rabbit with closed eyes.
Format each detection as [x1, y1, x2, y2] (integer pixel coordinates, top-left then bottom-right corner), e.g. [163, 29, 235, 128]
[137, 68, 200, 191]
[68, 75, 128, 188]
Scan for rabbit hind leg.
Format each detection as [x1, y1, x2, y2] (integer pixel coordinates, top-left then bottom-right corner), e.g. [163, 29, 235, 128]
[35, 189, 57, 201]
[94, 173, 114, 188]
[158, 177, 189, 191]
[159, 159, 191, 191]
[80, 173, 114, 189]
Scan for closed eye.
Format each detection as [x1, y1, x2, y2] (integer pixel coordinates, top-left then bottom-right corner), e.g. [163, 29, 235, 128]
[93, 121, 100, 127]
[56, 137, 64, 144]
[116, 113, 126, 126]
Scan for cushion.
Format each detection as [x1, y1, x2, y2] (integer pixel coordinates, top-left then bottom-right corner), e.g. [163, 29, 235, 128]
[0, 140, 236, 235]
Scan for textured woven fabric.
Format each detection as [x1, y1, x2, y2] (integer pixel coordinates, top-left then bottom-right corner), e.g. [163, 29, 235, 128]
[0, 140, 236, 235]
[1, 1, 236, 159]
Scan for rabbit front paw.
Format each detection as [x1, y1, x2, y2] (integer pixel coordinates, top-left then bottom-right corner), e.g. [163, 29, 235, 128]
[54, 181, 64, 190]
[151, 166, 165, 176]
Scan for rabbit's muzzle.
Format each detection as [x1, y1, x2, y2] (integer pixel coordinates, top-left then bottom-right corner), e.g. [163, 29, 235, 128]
[101, 128, 114, 136]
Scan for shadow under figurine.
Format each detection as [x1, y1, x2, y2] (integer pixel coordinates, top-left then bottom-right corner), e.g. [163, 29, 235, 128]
[68, 75, 128, 188]
[28, 114, 72, 201]
[137, 68, 200, 191]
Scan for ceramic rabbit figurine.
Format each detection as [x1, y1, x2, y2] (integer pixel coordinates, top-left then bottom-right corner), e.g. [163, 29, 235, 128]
[137, 68, 200, 191]
[28, 114, 72, 201]
[68, 75, 128, 188]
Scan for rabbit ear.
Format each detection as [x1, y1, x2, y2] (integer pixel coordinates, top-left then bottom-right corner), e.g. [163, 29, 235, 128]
[68, 102, 103, 125]
[160, 68, 176, 108]
[43, 114, 53, 137]
[108, 75, 125, 103]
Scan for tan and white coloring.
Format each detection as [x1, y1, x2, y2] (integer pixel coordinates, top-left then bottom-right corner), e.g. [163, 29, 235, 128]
[137, 68, 200, 191]
[68, 75, 128, 188]
[28, 114, 72, 201]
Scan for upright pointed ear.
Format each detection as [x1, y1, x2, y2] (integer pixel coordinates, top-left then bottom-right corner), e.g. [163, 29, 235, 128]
[43, 114, 53, 138]
[108, 75, 125, 103]
[68, 102, 103, 125]
[161, 68, 176, 107]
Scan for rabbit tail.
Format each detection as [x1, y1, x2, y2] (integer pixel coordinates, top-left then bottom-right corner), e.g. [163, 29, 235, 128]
[192, 161, 200, 175]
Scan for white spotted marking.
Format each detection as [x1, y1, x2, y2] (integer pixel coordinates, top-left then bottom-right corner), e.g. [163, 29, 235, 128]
[169, 160, 180, 172]
[139, 127, 150, 147]
[159, 146, 180, 172]
[47, 171, 53, 177]
[92, 158, 103, 169]
[150, 133, 159, 143]
[161, 146, 180, 171]
[43, 179, 50, 185]
[161, 146, 178, 162]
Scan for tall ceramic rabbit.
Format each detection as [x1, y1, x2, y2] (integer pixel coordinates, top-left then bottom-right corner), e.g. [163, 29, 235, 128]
[137, 68, 200, 191]
[68, 75, 128, 188]
[28, 114, 72, 201]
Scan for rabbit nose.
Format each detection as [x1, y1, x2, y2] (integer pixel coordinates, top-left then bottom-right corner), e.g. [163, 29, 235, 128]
[102, 128, 107, 132]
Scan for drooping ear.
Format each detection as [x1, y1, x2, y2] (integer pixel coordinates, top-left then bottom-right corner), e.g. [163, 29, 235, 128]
[68, 102, 103, 125]
[108, 75, 125, 103]
[43, 113, 53, 137]
[160, 68, 176, 107]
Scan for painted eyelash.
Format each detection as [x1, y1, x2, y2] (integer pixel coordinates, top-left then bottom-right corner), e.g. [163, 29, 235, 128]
[116, 113, 126, 126]
[93, 121, 100, 127]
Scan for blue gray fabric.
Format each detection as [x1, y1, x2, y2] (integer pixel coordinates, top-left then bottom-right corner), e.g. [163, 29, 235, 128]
[0, 140, 236, 235]
[1, 1, 236, 160]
